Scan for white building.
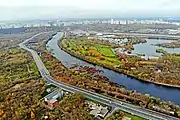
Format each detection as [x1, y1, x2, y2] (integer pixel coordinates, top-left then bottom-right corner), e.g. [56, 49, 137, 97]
[111, 18, 114, 24]
[87, 101, 109, 118]
[119, 20, 127, 25]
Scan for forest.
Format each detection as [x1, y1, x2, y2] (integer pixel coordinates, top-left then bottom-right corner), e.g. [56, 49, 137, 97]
[0, 48, 93, 119]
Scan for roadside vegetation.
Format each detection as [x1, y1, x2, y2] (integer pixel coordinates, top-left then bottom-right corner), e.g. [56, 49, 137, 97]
[0, 48, 93, 119]
[107, 109, 144, 120]
[0, 48, 43, 119]
[0, 32, 36, 50]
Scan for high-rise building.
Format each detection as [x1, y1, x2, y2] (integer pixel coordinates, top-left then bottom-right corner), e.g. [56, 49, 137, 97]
[126, 20, 128, 25]
[111, 18, 114, 24]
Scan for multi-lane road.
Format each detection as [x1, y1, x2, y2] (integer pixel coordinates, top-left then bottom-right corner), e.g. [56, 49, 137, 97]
[19, 32, 179, 120]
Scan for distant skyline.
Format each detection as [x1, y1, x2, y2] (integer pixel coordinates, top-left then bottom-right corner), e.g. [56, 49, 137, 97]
[0, 0, 180, 21]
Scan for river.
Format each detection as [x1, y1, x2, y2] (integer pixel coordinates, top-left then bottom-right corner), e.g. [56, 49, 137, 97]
[46, 32, 180, 105]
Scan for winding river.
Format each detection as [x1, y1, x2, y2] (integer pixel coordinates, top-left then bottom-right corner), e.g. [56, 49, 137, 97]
[46, 32, 180, 105]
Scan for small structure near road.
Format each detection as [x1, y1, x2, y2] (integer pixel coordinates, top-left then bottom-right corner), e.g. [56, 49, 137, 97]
[44, 88, 64, 109]
[87, 101, 109, 119]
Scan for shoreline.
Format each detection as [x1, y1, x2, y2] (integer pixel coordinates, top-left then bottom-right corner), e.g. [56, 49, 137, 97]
[59, 39, 180, 89]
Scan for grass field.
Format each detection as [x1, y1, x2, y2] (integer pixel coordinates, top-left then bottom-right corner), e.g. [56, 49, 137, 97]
[108, 109, 145, 120]
[62, 39, 121, 66]
[124, 113, 145, 120]
[96, 45, 116, 57]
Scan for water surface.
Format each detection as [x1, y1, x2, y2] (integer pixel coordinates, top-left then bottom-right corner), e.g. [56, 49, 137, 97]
[132, 39, 180, 59]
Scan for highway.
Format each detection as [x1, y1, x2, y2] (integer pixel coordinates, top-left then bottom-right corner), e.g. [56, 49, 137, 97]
[19, 32, 179, 120]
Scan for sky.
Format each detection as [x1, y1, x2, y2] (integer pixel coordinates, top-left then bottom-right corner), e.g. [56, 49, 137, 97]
[0, 0, 180, 21]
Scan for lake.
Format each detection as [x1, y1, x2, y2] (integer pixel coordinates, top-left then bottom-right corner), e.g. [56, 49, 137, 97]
[132, 39, 180, 59]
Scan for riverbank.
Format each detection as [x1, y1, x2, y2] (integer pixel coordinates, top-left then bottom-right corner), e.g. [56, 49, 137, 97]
[155, 41, 180, 48]
[60, 38, 180, 89]
[44, 32, 180, 118]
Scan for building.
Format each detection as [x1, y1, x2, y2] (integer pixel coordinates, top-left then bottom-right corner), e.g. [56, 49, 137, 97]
[96, 33, 103, 36]
[119, 20, 127, 25]
[46, 99, 58, 107]
[44, 89, 64, 108]
[111, 18, 114, 24]
[126, 20, 128, 25]
[87, 101, 109, 118]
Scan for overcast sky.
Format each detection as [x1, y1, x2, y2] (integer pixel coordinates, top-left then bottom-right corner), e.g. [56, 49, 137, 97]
[0, 0, 180, 21]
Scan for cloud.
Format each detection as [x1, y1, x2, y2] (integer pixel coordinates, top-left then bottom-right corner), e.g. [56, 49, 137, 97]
[0, 0, 179, 21]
